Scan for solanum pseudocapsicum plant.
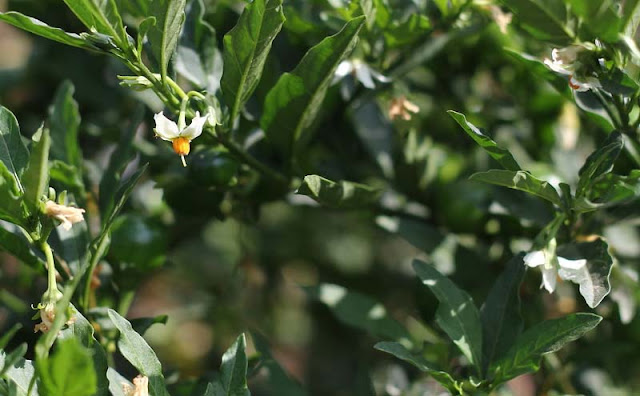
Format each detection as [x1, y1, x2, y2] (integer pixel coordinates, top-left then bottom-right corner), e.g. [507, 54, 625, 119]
[0, 0, 639, 394]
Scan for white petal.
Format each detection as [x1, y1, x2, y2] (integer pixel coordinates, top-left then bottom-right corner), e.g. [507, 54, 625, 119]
[543, 58, 572, 75]
[334, 61, 354, 79]
[154, 112, 180, 141]
[524, 250, 546, 268]
[370, 68, 391, 83]
[541, 266, 557, 293]
[557, 256, 587, 270]
[180, 112, 207, 140]
[355, 64, 376, 89]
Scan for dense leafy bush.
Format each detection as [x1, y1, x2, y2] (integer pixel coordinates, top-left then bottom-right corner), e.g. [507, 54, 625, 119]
[0, 0, 639, 395]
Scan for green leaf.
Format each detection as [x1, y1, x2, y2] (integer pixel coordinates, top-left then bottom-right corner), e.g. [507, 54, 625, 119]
[574, 170, 640, 212]
[0, 224, 43, 269]
[296, 174, 381, 208]
[0, 12, 96, 50]
[621, 0, 640, 36]
[147, 0, 187, 81]
[375, 216, 445, 254]
[130, 315, 169, 336]
[48, 81, 82, 169]
[107, 309, 170, 396]
[307, 283, 412, 347]
[37, 338, 97, 396]
[412, 260, 483, 372]
[252, 333, 307, 396]
[136, 16, 156, 55]
[0, 344, 27, 377]
[261, 16, 365, 159]
[99, 110, 141, 219]
[218, 334, 250, 396]
[374, 342, 456, 391]
[0, 161, 28, 227]
[0, 347, 36, 396]
[221, 0, 285, 123]
[480, 254, 526, 375]
[383, 14, 431, 48]
[349, 101, 394, 178]
[0, 324, 22, 350]
[50, 161, 85, 203]
[567, 0, 621, 42]
[62, 0, 128, 44]
[576, 132, 623, 198]
[107, 368, 132, 396]
[490, 313, 601, 384]
[0, 106, 29, 191]
[21, 127, 51, 214]
[557, 238, 614, 308]
[176, 0, 223, 93]
[448, 111, 521, 172]
[102, 163, 148, 232]
[59, 309, 109, 396]
[504, 50, 571, 97]
[500, 0, 574, 44]
[470, 169, 562, 206]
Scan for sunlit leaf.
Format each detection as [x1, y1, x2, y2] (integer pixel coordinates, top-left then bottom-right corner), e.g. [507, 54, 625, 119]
[62, 0, 128, 44]
[470, 169, 561, 206]
[147, 0, 187, 81]
[37, 338, 97, 396]
[0, 12, 96, 50]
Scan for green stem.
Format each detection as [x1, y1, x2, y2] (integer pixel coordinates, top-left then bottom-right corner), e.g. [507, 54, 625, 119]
[42, 242, 57, 294]
[593, 90, 623, 129]
[81, 233, 111, 311]
[117, 289, 136, 316]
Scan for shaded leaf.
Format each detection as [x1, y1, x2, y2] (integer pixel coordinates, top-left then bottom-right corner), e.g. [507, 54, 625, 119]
[21, 127, 51, 214]
[0, 324, 22, 350]
[296, 174, 381, 208]
[107, 368, 132, 396]
[490, 313, 601, 384]
[0, 348, 36, 396]
[0, 106, 28, 191]
[376, 216, 445, 254]
[383, 14, 431, 48]
[0, 224, 43, 270]
[262, 17, 365, 159]
[221, 0, 285, 123]
[252, 333, 307, 396]
[0, 12, 95, 50]
[349, 101, 394, 178]
[218, 334, 250, 396]
[576, 132, 623, 198]
[470, 169, 561, 206]
[48, 81, 82, 169]
[107, 309, 170, 396]
[0, 161, 28, 227]
[448, 111, 521, 171]
[307, 283, 412, 346]
[500, 0, 574, 44]
[480, 254, 526, 374]
[130, 315, 169, 336]
[412, 260, 483, 372]
[102, 164, 148, 233]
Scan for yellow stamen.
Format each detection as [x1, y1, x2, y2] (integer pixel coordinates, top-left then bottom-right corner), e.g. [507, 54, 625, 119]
[172, 137, 191, 156]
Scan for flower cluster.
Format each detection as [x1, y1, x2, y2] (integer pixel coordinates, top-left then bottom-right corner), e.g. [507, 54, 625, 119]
[544, 45, 601, 92]
[524, 238, 587, 293]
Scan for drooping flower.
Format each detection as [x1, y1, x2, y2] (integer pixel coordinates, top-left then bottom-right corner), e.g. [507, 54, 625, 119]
[44, 200, 85, 231]
[524, 238, 587, 293]
[33, 291, 76, 334]
[123, 375, 149, 396]
[154, 112, 208, 167]
[333, 59, 390, 89]
[388, 96, 420, 121]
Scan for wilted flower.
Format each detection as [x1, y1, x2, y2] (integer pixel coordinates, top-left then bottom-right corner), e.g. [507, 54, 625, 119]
[33, 294, 76, 334]
[524, 238, 587, 293]
[123, 375, 149, 396]
[333, 59, 390, 89]
[388, 96, 420, 121]
[154, 111, 208, 167]
[45, 200, 85, 231]
[543, 46, 601, 92]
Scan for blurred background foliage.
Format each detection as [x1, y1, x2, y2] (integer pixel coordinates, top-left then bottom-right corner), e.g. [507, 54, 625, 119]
[1, 0, 639, 395]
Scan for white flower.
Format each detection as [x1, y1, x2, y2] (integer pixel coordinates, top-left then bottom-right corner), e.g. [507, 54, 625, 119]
[153, 111, 208, 167]
[524, 238, 587, 293]
[333, 59, 390, 89]
[543, 46, 602, 92]
[123, 375, 149, 396]
[44, 200, 85, 231]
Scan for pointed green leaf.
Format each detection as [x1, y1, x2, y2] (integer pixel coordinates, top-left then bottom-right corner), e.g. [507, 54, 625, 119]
[500, 0, 574, 44]
[62, 0, 127, 44]
[49, 81, 82, 169]
[0, 12, 95, 50]
[307, 283, 412, 347]
[557, 238, 614, 308]
[221, 0, 285, 123]
[22, 128, 51, 214]
[219, 334, 250, 396]
[59, 310, 109, 396]
[296, 174, 381, 208]
[491, 313, 601, 384]
[37, 338, 96, 396]
[374, 342, 456, 391]
[0, 106, 28, 191]
[176, 0, 223, 93]
[448, 111, 521, 171]
[261, 16, 365, 159]
[470, 169, 561, 206]
[147, 0, 187, 81]
[576, 132, 623, 198]
[107, 309, 170, 396]
[412, 260, 483, 372]
[622, 0, 640, 36]
[102, 164, 148, 232]
[0, 324, 22, 351]
[480, 254, 526, 374]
